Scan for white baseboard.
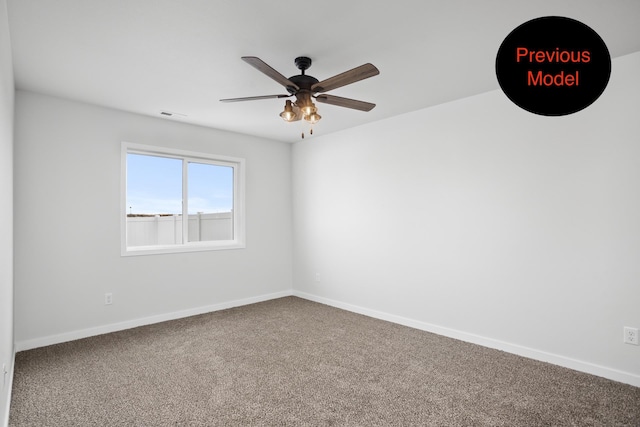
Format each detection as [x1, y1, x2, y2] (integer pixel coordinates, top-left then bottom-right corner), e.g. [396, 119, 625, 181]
[1, 348, 15, 427]
[293, 290, 640, 388]
[15, 290, 293, 352]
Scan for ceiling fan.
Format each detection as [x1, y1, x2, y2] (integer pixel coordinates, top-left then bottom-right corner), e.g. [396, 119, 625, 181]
[220, 56, 379, 137]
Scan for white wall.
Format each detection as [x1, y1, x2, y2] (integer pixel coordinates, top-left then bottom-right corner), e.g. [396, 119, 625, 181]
[0, 0, 13, 423]
[292, 52, 640, 386]
[14, 91, 292, 348]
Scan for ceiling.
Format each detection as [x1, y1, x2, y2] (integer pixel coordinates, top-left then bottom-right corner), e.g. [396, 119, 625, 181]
[7, 0, 640, 143]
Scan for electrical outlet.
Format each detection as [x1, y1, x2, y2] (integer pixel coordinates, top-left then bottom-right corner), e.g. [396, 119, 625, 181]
[105, 293, 113, 305]
[2, 363, 7, 387]
[315, 273, 320, 282]
[623, 327, 638, 345]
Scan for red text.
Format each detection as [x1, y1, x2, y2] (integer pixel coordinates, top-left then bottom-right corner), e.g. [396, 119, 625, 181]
[516, 47, 591, 64]
[527, 70, 579, 86]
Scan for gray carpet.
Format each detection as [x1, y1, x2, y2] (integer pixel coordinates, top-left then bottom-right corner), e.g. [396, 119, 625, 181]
[9, 297, 640, 426]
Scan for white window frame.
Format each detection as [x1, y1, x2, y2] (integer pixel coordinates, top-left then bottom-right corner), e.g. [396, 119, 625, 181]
[121, 142, 245, 256]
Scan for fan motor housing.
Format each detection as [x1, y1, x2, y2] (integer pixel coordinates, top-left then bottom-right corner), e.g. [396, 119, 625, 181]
[287, 74, 319, 94]
[285, 56, 319, 94]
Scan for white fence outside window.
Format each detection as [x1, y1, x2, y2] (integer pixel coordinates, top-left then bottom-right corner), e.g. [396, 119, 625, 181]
[126, 212, 233, 247]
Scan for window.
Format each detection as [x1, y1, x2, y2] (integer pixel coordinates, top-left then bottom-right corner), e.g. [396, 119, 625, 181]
[121, 142, 245, 255]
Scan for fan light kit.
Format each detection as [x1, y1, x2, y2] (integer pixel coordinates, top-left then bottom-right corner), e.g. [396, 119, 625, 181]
[221, 56, 379, 138]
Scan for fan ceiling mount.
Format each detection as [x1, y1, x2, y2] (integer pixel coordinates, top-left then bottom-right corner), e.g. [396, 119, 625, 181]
[221, 56, 380, 137]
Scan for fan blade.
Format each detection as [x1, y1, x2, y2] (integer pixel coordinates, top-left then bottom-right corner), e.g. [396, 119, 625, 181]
[311, 63, 379, 93]
[220, 94, 291, 102]
[315, 94, 376, 112]
[242, 56, 300, 91]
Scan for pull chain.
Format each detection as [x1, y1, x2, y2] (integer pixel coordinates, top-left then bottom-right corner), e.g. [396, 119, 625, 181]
[300, 126, 315, 139]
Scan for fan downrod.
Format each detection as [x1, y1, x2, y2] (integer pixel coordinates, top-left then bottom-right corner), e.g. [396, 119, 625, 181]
[295, 56, 312, 74]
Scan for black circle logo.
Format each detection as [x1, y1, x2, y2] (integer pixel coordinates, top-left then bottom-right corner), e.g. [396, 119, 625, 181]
[496, 16, 611, 116]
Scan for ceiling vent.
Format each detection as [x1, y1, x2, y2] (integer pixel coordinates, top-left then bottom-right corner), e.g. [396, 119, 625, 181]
[159, 111, 187, 118]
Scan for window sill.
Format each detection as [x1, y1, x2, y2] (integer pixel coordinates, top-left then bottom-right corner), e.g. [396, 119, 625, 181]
[121, 240, 246, 257]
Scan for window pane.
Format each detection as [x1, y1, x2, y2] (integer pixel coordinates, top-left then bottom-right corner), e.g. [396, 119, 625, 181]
[122, 142, 245, 256]
[187, 162, 234, 242]
[126, 153, 183, 247]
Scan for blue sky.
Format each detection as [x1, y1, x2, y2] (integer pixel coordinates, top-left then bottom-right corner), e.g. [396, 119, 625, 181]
[126, 153, 233, 215]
